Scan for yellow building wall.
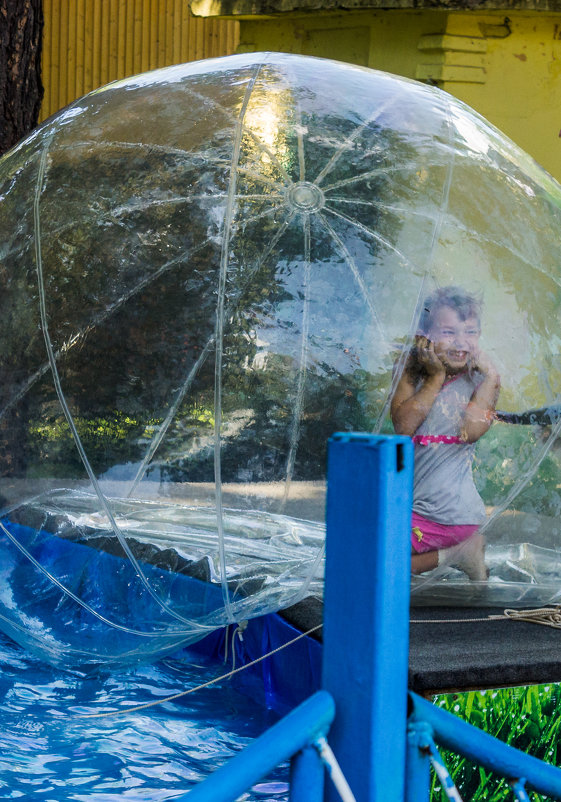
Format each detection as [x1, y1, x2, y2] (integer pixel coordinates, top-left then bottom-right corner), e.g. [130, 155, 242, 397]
[442, 13, 561, 182]
[236, 9, 561, 182]
[40, 0, 239, 121]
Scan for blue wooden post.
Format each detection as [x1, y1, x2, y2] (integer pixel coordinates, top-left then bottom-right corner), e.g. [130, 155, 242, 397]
[290, 744, 325, 802]
[322, 433, 414, 802]
[405, 720, 432, 802]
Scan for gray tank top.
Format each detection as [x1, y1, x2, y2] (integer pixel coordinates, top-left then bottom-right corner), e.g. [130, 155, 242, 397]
[412, 372, 487, 525]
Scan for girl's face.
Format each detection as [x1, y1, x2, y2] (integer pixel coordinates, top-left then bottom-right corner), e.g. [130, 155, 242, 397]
[426, 306, 480, 373]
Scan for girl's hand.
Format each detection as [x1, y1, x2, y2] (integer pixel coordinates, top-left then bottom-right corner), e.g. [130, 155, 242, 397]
[415, 335, 446, 378]
[461, 350, 501, 443]
[471, 349, 500, 380]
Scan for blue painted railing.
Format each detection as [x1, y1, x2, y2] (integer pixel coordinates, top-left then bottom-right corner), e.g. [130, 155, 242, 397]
[182, 690, 335, 802]
[407, 692, 561, 801]
[185, 434, 561, 801]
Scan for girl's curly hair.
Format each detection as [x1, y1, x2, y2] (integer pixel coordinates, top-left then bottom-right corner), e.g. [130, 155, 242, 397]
[418, 286, 481, 335]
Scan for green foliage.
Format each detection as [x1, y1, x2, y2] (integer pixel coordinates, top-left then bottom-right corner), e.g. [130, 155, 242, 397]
[26, 411, 152, 477]
[431, 685, 561, 801]
[475, 424, 561, 517]
[24, 404, 220, 479]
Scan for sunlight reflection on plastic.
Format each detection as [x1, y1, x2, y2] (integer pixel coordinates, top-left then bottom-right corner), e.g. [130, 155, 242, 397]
[1, 52, 561, 667]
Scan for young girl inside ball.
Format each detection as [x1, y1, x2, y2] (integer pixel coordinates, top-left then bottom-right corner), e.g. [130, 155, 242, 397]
[391, 286, 500, 580]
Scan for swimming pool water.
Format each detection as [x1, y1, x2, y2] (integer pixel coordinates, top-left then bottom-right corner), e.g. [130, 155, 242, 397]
[0, 631, 290, 801]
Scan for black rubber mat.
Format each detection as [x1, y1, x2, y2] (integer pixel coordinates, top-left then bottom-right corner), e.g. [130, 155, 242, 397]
[280, 599, 561, 694]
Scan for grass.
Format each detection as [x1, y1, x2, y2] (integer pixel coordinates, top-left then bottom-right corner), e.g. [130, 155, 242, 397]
[432, 685, 561, 801]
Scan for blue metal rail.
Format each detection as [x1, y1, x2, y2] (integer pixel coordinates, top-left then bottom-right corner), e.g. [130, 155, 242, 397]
[178, 690, 335, 802]
[185, 434, 561, 801]
[408, 692, 561, 801]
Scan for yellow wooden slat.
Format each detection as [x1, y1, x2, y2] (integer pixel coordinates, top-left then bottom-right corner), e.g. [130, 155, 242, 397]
[179, 1, 189, 62]
[173, 0, 182, 64]
[133, 0, 143, 74]
[205, 19, 213, 59]
[54, 0, 63, 111]
[74, 0, 86, 99]
[91, 0, 102, 90]
[50, 0, 61, 113]
[149, 0, 158, 70]
[189, 14, 198, 61]
[50, 0, 56, 115]
[110, 0, 121, 81]
[212, 19, 221, 58]
[40, 0, 239, 120]
[141, 0, 151, 72]
[165, 0, 174, 64]
[196, 18, 205, 61]
[100, 0, 109, 85]
[187, 6, 195, 63]
[123, 0, 132, 76]
[68, 0, 77, 102]
[39, 0, 51, 119]
[58, 0, 69, 107]
[83, 0, 94, 96]
[121, 0, 128, 76]
[157, 0, 166, 67]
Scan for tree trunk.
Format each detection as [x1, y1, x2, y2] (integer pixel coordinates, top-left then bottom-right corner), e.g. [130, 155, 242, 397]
[0, 0, 43, 157]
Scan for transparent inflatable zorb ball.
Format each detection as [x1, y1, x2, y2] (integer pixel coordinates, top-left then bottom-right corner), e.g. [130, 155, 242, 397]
[0, 53, 561, 667]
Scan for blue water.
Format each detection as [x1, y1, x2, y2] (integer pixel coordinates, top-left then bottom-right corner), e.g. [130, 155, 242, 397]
[0, 631, 290, 801]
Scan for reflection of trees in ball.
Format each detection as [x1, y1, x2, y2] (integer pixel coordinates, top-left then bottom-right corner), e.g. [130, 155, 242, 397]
[0, 68, 420, 489]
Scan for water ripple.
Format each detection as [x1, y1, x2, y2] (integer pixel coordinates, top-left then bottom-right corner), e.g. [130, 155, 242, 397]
[0, 632, 289, 801]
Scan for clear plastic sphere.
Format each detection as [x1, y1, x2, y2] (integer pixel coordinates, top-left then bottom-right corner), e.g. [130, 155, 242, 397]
[1, 52, 561, 666]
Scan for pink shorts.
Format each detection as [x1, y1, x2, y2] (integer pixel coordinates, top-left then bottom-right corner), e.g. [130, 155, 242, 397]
[411, 511, 479, 554]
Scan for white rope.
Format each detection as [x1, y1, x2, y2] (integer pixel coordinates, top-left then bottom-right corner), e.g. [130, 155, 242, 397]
[430, 753, 464, 802]
[314, 736, 358, 802]
[411, 605, 561, 628]
[410, 616, 498, 624]
[223, 621, 248, 669]
[501, 606, 561, 628]
[229, 620, 248, 671]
